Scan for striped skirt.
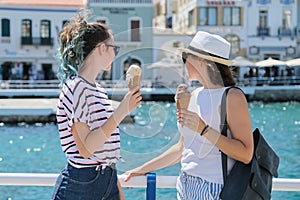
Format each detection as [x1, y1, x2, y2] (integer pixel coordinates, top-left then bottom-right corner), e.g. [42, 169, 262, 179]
[176, 172, 223, 200]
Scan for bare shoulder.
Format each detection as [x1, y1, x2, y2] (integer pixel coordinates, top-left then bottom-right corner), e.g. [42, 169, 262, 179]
[226, 87, 252, 137]
[227, 87, 247, 105]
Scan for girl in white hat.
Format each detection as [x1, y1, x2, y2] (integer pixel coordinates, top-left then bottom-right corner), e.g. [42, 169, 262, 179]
[123, 31, 253, 200]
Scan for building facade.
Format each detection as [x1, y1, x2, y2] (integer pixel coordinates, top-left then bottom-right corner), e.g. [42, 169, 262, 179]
[0, 0, 85, 81]
[88, 0, 154, 82]
[162, 0, 299, 61]
[247, 0, 298, 61]
[1, 0, 299, 85]
[151, 0, 300, 82]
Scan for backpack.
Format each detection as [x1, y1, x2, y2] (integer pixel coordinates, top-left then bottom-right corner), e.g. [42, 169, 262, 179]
[220, 87, 279, 200]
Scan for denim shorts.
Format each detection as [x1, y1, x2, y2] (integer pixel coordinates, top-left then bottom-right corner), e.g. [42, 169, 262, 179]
[51, 163, 119, 200]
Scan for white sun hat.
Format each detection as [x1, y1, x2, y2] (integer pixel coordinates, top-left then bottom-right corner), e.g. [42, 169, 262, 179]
[178, 31, 233, 66]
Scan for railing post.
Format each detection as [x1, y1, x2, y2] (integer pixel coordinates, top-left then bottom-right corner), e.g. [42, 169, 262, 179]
[146, 173, 156, 200]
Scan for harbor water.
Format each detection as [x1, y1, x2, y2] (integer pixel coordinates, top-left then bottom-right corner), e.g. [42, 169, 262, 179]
[0, 101, 299, 200]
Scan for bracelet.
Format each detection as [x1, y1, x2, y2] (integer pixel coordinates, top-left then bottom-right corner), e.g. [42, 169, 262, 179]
[200, 124, 210, 136]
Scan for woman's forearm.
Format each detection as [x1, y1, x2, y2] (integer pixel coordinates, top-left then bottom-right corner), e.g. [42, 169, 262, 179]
[83, 112, 125, 154]
[83, 88, 141, 155]
[203, 128, 253, 164]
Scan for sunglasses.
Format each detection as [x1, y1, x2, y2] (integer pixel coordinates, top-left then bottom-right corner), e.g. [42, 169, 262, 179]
[106, 44, 120, 56]
[182, 52, 191, 64]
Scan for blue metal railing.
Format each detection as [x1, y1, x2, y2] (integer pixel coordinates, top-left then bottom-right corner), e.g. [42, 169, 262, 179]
[146, 173, 156, 200]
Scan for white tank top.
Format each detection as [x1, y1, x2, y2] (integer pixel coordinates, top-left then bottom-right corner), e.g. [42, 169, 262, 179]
[179, 87, 235, 184]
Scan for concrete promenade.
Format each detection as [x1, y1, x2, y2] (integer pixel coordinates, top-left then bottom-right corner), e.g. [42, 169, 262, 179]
[0, 98, 134, 124]
[0, 98, 57, 124]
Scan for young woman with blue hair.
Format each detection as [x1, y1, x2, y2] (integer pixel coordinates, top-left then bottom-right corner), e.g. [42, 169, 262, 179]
[52, 10, 142, 200]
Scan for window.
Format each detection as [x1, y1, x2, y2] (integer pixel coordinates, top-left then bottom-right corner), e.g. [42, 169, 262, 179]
[198, 7, 217, 26]
[258, 10, 269, 35]
[188, 10, 194, 27]
[131, 20, 140, 42]
[223, 8, 231, 26]
[224, 34, 240, 57]
[232, 8, 241, 26]
[40, 20, 52, 45]
[123, 57, 141, 80]
[1, 18, 10, 37]
[62, 20, 69, 28]
[22, 19, 32, 37]
[282, 9, 291, 30]
[259, 10, 268, 28]
[21, 19, 32, 45]
[223, 7, 241, 26]
[41, 20, 50, 38]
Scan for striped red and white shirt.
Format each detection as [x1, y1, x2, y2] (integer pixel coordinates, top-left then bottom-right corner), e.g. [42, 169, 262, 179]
[56, 76, 121, 168]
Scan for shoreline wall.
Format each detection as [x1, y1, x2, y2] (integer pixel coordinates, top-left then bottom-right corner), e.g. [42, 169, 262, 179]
[0, 87, 299, 124]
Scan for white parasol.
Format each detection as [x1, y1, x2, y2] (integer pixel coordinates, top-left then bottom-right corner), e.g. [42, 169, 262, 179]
[255, 57, 286, 67]
[285, 58, 300, 67]
[230, 56, 256, 67]
[147, 57, 183, 69]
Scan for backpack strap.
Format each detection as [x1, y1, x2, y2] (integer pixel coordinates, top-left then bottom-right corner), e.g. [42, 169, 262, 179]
[220, 86, 245, 184]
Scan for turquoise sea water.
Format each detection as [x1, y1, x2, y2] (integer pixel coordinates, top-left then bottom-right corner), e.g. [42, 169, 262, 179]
[0, 101, 299, 200]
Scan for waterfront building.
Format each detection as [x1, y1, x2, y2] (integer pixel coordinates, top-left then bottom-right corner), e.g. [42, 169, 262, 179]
[87, 0, 154, 83]
[153, 0, 176, 29]
[162, 0, 299, 61]
[171, 0, 250, 58]
[151, 0, 250, 86]
[172, 0, 300, 61]
[247, 0, 298, 61]
[153, 0, 300, 82]
[0, 0, 86, 81]
[151, 0, 191, 87]
[1, 0, 299, 87]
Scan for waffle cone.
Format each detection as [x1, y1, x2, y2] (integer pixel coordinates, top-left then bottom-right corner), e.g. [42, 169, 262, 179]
[176, 95, 191, 109]
[128, 75, 141, 90]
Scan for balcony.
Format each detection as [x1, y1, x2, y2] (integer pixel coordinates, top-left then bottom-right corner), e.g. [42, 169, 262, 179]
[21, 37, 54, 46]
[257, 27, 270, 36]
[278, 27, 293, 36]
[277, 27, 297, 41]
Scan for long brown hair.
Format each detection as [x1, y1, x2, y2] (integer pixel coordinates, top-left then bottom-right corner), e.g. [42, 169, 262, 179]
[206, 60, 236, 86]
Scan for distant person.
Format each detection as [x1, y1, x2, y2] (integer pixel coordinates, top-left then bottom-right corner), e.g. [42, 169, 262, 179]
[123, 31, 253, 199]
[0, 65, 3, 80]
[52, 9, 142, 200]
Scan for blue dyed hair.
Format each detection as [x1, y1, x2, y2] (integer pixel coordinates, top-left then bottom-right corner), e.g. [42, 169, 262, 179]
[56, 9, 110, 85]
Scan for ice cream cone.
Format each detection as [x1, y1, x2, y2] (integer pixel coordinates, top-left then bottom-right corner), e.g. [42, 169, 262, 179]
[176, 95, 191, 109]
[175, 84, 191, 109]
[126, 65, 142, 90]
